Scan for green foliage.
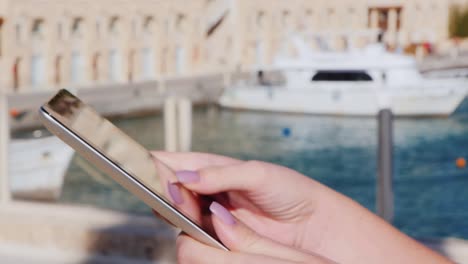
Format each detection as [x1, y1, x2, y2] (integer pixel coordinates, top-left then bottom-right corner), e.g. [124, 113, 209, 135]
[449, 5, 468, 38]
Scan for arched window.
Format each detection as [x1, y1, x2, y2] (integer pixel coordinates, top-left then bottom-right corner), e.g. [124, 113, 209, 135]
[32, 18, 45, 39]
[143, 16, 154, 34]
[256, 39, 265, 65]
[71, 17, 84, 37]
[70, 51, 84, 84]
[15, 23, 22, 42]
[0, 18, 3, 56]
[54, 56, 62, 85]
[304, 9, 313, 30]
[348, 7, 356, 28]
[131, 18, 137, 37]
[282, 10, 290, 27]
[57, 21, 64, 40]
[175, 45, 185, 74]
[95, 18, 102, 38]
[13, 58, 21, 91]
[31, 54, 46, 88]
[92, 53, 100, 81]
[257, 11, 265, 29]
[327, 8, 336, 27]
[305, 9, 313, 20]
[128, 50, 135, 81]
[175, 14, 186, 75]
[108, 49, 122, 81]
[176, 14, 186, 32]
[163, 19, 169, 35]
[109, 16, 120, 36]
[141, 47, 155, 80]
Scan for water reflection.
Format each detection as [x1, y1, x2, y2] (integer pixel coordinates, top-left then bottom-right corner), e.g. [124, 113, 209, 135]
[57, 100, 468, 240]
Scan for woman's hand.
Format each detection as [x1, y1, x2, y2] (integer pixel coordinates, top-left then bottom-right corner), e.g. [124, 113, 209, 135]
[152, 152, 322, 250]
[176, 201, 333, 264]
[152, 152, 451, 264]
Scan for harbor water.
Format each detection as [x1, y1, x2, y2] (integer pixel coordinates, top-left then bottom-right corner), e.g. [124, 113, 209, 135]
[57, 100, 468, 240]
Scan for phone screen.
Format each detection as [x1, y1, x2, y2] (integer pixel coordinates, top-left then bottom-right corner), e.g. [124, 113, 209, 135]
[43, 89, 201, 225]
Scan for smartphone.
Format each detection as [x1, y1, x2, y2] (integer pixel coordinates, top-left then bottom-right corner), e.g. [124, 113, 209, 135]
[39, 89, 228, 251]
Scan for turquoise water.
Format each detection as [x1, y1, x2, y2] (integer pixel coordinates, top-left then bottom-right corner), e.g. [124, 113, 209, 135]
[60, 100, 468, 240]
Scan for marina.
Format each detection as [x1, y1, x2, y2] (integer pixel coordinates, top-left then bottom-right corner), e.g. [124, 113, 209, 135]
[1, 0, 468, 262]
[3, 98, 467, 263]
[53, 102, 468, 240]
[2, 67, 468, 263]
[2, 72, 468, 262]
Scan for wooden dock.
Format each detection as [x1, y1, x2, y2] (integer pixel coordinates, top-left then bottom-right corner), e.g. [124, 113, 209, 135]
[0, 201, 177, 263]
[7, 71, 261, 131]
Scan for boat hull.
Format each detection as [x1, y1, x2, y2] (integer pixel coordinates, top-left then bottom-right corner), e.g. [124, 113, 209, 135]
[219, 86, 467, 117]
[9, 137, 74, 201]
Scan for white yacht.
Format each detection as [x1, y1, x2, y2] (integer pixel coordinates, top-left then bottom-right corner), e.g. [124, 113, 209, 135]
[220, 42, 467, 117]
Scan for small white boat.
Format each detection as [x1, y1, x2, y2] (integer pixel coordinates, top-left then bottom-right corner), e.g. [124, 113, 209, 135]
[220, 40, 467, 117]
[9, 135, 74, 201]
[422, 68, 468, 80]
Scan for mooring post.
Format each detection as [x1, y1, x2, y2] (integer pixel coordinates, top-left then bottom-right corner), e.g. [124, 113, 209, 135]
[177, 98, 192, 152]
[0, 92, 11, 204]
[377, 108, 394, 222]
[164, 97, 178, 152]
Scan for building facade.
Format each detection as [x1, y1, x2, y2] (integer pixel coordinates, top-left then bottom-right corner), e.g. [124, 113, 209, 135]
[0, 0, 207, 93]
[0, 0, 467, 93]
[216, 0, 468, 69]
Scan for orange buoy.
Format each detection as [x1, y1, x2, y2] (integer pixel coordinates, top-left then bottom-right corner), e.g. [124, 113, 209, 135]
[10, 108, 20, 118]
[456, 158, 466, 169]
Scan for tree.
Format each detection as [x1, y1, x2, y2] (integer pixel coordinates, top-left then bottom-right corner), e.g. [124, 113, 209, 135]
[449, 5, 468, 38]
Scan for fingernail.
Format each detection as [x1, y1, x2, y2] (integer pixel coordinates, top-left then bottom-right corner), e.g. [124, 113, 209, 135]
[209, 201, 236, 225]
[176, 170, 200, 184]
[168, 182, 184, 204]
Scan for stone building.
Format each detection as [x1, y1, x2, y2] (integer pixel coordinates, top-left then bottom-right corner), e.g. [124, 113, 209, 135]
[212, 0, 468, 69]
[0, 0, 466, 93]
[0, 0, 207, 94]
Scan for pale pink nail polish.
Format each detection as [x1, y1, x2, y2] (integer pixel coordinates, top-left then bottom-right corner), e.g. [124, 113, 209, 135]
[168, 182, 184, 204]
[209, 201, 236, 225]
[176, 170, 200, 183]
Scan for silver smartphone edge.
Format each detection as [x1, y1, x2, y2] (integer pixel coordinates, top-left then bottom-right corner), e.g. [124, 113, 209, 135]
[38, 106, 228, 251]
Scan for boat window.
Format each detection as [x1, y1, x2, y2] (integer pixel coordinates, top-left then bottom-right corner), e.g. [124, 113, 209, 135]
[311, 71, 373, 81]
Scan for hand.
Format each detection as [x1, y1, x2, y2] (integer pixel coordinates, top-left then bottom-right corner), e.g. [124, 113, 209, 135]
[152, 152, 322, 251]
[176, 201, 333, 263]
[152, 152, 451, 264]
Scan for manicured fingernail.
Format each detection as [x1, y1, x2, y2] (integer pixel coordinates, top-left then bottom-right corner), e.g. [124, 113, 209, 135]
[209, 201, 236, 225]
[176, 170, 200, 183]
[168, 182, 184, 204]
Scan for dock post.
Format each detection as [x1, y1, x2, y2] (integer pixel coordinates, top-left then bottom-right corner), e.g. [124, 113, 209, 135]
[0, 92, 11, 203]
[377, 109, 394, 222]
[177, 98, 192, 152]
[164, 97, 178, 152]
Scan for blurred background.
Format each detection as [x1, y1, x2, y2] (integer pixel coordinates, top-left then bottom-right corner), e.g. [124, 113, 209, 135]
[0, 0, 468, 263]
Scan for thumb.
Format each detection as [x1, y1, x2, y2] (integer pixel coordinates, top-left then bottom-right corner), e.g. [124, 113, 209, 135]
[209, 201, 334, 263]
